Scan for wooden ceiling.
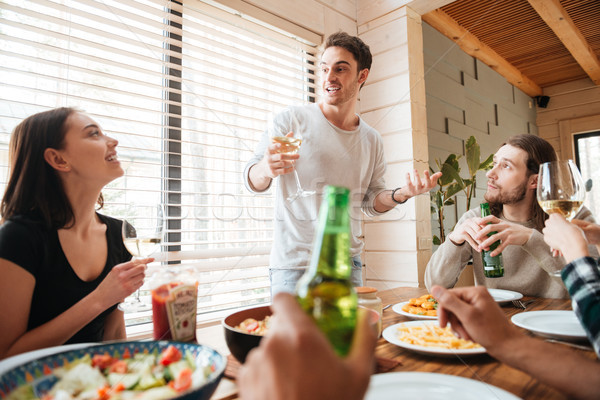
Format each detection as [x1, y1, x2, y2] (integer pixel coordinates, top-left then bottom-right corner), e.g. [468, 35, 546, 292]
[422, 0, 600, 97]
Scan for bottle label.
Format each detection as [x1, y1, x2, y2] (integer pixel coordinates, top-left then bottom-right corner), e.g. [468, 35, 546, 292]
[165, 284, 198, 342]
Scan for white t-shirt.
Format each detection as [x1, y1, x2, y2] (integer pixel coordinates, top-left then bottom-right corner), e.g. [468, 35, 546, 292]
[244, 103, 387, 270]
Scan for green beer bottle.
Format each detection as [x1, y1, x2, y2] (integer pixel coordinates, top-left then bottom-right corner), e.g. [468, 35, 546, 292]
[480, 202, 504, 278]
[296, 185, 357, 356]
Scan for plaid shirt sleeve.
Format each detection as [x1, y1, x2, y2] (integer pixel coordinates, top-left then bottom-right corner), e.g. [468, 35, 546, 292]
[561, 256, 600, 357]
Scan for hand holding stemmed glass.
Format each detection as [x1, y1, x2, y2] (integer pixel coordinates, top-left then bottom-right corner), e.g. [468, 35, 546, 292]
[268, 108, 315, 202]
[119, 204, 165, 312]
[537, 160, 585, 275]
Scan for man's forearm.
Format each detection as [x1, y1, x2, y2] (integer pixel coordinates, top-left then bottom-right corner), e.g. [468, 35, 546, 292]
[373, 189, 410, 213]
[248, 160, 272, 192]
[494, 335, 600, 400]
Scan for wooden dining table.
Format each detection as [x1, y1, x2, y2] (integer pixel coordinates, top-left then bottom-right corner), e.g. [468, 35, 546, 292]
[210, 286, 596, 400]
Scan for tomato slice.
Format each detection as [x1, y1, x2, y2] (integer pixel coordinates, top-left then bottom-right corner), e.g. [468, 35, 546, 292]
[108, 360, 128, 374]
[172, 368, 193, 392]
[159, 345, 182, 366]
[96, 385, 111, 400]
[92, 353, 116, 370]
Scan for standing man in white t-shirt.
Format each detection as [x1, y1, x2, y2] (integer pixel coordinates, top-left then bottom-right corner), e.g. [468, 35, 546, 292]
[244, 31, 441, 296]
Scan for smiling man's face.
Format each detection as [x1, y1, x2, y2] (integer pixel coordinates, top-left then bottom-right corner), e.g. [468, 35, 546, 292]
[319, 46, 368, 107]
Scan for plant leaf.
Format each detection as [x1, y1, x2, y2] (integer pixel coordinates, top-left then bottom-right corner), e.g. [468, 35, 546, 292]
[465, 136, 481, 177]
[433, 236, 441, 246]
[441, 160, 463, 186]
[447, 182, 464, 198]
[479, 153, 494, 170]
[444, 198, 456, 206]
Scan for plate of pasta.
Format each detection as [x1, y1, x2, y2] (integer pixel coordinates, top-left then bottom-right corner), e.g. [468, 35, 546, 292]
[392, 294, 438, 320]
[382, 321, 486, 357]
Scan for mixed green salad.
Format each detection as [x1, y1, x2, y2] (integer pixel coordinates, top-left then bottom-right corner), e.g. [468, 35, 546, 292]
[8, 345, 214, 400]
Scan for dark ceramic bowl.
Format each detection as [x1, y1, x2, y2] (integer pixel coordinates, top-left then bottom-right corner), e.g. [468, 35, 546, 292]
[222, 305, 272, 363]
[0, 341, 226, 400]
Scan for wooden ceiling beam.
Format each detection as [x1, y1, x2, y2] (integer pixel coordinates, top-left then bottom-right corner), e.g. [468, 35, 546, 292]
[528, 0, 600, 86]
[423, 8, 542, 97]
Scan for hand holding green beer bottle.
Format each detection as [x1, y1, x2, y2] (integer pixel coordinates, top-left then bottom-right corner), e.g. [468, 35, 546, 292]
[480, 202, 504, 278]
[296, 185, 358, 356]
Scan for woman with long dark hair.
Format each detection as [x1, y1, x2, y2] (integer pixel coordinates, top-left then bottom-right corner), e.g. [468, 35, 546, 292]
[0, 107, 150, 359]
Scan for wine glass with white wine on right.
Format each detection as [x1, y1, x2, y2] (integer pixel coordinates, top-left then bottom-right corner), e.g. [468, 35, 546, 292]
[537, 160, 585, 275]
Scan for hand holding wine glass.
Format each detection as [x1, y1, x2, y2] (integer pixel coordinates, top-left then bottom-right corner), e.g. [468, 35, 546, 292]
[119, 204, 165, 312]
[268, 108, 315, 202]
[537, 160, 585, 275]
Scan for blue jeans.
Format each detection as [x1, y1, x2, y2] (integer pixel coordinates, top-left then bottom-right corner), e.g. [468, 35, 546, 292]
[269, 256, 364, 298]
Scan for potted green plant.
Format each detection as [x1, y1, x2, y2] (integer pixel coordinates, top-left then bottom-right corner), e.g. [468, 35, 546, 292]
[430, 136, 493, 245]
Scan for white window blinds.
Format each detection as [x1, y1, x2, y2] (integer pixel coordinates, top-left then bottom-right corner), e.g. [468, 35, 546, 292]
[0, 0, 318, 337]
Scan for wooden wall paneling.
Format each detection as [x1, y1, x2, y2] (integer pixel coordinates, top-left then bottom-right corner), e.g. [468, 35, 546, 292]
[231, 0, 325, 35]
[364, 219, 417, 251]
[369, 45, 410, 84]
[384, 160, 418, 189]
[361, 74, 411, 112]
[383, 131, 414, 162]
[559, 120, 575, 160]
[364, 199, 417, 223]
[540, 88, 600, 112]
[559, 114, 600, 161]
[542, 78, 596, 97]
[317, 0, 357, 22]
[411, 123, 430, 161]
[214, 0, 323, 42]
[357, 1, 408, 30]
[357, 0, 456, 27]
[360, 18, 408, 55]
[537, 101, 600, 126]
[323, 6, 357, 37]
[362, 102, 412, 134]
[365, 251, 419, 282]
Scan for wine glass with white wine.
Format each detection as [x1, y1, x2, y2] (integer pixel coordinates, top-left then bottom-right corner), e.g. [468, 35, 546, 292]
[119, 204, 165, 312]
[537, 160, 585, 276]
[268, 108, 315, 202]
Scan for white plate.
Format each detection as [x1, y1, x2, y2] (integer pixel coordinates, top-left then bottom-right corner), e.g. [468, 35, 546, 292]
[487, 288, 523, 304]
[365, 372, 521, 400]
[382, 321, 486, 357]
[511, 310, 587, 341]
[392, 301, 437, 320]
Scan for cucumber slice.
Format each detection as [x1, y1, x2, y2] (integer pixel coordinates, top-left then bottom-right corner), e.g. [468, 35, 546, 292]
[135, 373, 166, 390]
[107, 373, 140, 390]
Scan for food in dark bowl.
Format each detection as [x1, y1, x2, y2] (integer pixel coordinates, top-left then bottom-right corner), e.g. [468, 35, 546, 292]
[0, 341, 226, 400]
[222, 305, 272, 364]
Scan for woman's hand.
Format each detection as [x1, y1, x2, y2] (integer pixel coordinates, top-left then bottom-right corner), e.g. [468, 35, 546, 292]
[94, 258, 152, 308]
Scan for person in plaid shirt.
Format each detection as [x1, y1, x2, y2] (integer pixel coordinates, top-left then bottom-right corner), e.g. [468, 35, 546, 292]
[543, 213, 600, 357]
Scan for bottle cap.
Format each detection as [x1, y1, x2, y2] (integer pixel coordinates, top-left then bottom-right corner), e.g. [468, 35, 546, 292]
[355, 286, 377, 294]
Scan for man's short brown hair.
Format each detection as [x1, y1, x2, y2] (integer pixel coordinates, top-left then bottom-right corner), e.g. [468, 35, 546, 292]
[324, 31, 372, 72]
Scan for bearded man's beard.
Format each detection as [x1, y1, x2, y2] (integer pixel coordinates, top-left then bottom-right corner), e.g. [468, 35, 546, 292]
[484, 180, 528, 205]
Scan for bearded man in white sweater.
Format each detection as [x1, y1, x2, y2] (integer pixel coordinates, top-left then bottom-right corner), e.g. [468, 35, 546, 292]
[244, 32, 441, 296]
[425, 134, 597, 298]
